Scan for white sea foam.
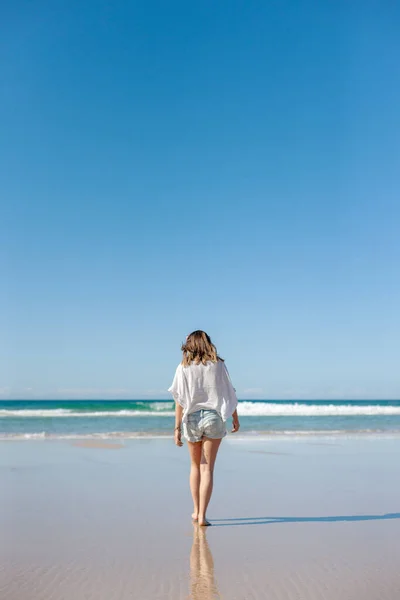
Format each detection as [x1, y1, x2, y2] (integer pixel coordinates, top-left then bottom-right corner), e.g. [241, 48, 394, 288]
[0, 431, 171, 440]
[1, 403, 400, 418]
[0, 409, 175, 418]
[13, 431, 48, 439]
[237, 402, 400, 417]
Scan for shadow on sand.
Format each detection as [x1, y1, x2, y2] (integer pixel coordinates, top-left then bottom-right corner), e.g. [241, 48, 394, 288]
[209, 512, 400, 527]
[187, 514, 400, 597]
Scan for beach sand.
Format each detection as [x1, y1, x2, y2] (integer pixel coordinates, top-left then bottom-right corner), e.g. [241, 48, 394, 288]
[1, 437, 400, 599]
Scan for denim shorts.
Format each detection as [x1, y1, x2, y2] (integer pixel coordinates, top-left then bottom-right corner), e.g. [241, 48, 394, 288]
[183, 409, 226, 443]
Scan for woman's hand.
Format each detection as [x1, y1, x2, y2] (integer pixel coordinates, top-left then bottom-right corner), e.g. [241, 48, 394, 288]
[231, 410, 240, 433]
[174, 428, 183, 447]
[174, 403, 184, 447]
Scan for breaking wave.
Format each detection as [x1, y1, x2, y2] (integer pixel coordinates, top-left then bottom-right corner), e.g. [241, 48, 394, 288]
[1, 402, 400, 418]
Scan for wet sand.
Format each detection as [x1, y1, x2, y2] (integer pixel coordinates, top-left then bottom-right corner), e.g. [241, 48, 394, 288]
[1, 437, 400, 599]
[71, 440, 124, 449]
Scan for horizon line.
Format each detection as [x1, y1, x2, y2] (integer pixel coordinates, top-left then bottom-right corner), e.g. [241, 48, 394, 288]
[1, 398, 399, 402]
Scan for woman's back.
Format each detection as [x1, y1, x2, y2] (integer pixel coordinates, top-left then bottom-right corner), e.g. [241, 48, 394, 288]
[169, 359, 237, 422]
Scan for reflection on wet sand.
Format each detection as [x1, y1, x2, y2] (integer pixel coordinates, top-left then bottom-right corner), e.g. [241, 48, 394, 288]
[189, 524, 220, 599]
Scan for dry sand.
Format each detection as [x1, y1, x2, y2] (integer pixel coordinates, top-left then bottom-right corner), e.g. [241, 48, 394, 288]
[1, 437, 400, 599]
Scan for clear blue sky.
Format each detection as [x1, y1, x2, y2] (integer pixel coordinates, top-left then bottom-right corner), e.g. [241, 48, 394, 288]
[2, 1, 399, 400]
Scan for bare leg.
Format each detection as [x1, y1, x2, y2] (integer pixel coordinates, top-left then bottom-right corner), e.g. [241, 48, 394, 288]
[199, 437, 222, 526]
[187, 441, 203, 520]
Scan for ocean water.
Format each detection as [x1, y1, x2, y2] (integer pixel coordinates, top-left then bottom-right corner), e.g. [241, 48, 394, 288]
[1, 400, 400, 440]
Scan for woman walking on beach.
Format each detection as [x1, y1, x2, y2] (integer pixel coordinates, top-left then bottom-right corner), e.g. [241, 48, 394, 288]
[169, 331, 239, 526]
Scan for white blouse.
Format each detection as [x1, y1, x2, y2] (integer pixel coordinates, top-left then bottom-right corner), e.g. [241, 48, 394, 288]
[168, 360, 238, 423]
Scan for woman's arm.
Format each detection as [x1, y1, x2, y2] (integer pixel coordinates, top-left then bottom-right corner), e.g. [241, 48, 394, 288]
[231, 408, 240, 433]
[221, 363, 240, 433]
[174, 402, 183, 447]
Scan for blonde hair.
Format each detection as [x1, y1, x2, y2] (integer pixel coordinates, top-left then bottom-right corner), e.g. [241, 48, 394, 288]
[181, 330, 223, 367]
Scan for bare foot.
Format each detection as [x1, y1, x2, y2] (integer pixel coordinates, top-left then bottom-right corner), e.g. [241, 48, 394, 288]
[198, 518, 211, 527]
[192, 513, 198, 521]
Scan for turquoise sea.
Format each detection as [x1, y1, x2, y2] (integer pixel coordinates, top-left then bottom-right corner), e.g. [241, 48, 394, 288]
[1, 400, 400, 439]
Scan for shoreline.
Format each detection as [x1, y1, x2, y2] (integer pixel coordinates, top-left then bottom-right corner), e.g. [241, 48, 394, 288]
[3, 429, 400, 441]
